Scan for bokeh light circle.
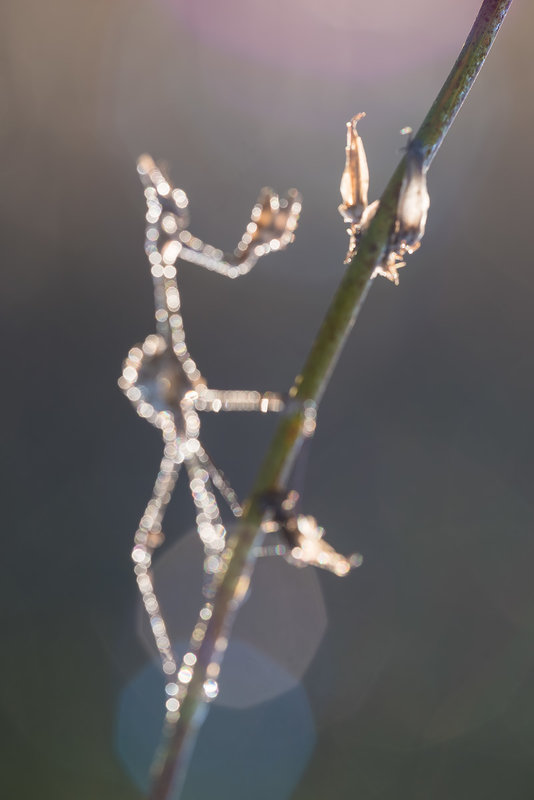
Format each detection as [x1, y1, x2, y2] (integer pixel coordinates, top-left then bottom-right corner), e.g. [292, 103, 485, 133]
[137, 528, 328, 708]
[116, 656, 316, 799]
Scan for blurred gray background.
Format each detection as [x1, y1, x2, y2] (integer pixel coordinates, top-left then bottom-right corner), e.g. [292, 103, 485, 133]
[2, 0, 534, 798]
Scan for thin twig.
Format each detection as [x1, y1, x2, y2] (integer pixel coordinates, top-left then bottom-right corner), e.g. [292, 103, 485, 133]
[148, 1, 514, 797]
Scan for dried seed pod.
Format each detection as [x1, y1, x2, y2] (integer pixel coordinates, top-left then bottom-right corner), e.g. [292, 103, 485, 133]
[338, 116, 430, 281]
[392, 144, 430, 255]
[370, 140, 429, 284]
[338, 112, 370, 226]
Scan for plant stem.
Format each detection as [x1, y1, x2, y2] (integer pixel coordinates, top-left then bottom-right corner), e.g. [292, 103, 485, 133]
[148, 1, 514, 797]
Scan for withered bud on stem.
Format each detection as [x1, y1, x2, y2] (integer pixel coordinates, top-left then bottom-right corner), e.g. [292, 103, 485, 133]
[338, 113, 369, 226]
[392, 143, 430, 255]
[339, 117, 430, 284]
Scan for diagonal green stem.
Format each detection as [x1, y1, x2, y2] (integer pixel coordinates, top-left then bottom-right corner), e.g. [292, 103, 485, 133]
[148, 1, 514, 797]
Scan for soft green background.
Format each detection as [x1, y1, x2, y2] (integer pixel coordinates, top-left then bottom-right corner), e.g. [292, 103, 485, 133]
[3, 1, 534, 797]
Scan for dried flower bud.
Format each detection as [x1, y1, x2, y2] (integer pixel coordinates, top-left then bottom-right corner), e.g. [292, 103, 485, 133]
[392, 144, 430, 254]
[338, 113, 370, 226]
[369, 141, 430, 285]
